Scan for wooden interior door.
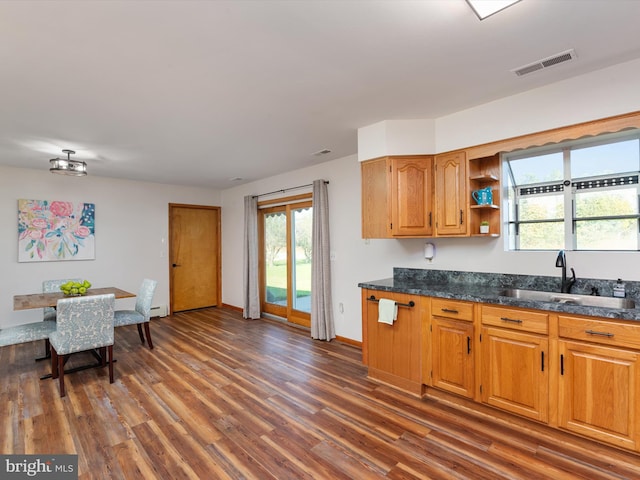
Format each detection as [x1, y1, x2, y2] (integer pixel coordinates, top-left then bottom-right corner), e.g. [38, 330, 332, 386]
[169, 204, 221, 313]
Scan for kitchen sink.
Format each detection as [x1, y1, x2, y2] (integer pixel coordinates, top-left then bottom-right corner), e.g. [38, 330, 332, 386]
[499, 288, 636, 309]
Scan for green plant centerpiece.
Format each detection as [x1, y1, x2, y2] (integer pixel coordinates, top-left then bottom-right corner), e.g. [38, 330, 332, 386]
[60, 280, 92, 296]
[479, 220, 490, 234]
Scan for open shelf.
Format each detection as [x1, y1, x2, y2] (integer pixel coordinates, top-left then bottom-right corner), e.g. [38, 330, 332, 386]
[470, 174, 499, 182]
[468, 154, 501, 237]
[470, 204, 500, 209]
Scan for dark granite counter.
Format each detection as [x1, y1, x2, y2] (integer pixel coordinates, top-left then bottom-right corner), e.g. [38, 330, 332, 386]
[358, 268, 640, 321]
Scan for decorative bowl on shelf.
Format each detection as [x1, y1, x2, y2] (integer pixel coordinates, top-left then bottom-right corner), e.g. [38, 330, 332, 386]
[60, 280, 92, 296]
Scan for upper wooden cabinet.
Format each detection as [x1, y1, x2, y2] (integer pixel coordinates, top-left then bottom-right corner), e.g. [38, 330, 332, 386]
[434, 151, 467, 236]
[391, 156, 434, 236]
[361, 157, 391, 238]
[361, 155, 434, 238]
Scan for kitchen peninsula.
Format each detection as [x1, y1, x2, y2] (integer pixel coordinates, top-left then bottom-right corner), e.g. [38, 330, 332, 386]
[359, 268, 640, 454]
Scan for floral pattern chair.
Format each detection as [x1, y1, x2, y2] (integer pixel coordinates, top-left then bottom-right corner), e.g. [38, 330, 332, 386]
[114, 279, 157, 349]
[42, 278, 82, 322]
[49, 293, 115, 397]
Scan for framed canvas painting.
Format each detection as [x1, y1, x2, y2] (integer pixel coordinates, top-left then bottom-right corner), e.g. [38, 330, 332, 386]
[18, 199, 95, 262]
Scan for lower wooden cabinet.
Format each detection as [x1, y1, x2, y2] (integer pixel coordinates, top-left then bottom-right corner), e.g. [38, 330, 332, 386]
[480, 326, 549, 423]
[558, 340, 640, 451]
[430, 299, 475, 398]
[557, 314, 640, 451]
[361, 289, 423, 395]
[360, 291, 640, 453]
[432, 317, 474, 398]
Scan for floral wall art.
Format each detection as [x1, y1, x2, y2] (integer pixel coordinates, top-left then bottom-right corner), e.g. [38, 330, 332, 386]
[18, 199, 95, 262]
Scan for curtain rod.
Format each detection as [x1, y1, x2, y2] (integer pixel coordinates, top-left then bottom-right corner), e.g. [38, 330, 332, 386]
[253, 180, 329, 199]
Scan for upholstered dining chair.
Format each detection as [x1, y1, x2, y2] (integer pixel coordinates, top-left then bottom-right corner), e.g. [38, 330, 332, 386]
[114, 279, 157, 349]
[49, 293, 115, 397]
[42, 278, 82, 322]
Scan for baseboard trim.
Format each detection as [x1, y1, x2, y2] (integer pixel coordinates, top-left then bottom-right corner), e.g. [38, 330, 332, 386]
[336, 335, 361, 348]
[220, 305, 361, 348]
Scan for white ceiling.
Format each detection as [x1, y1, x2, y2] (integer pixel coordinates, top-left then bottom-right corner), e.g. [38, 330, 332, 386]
[2, 0, 640, 189]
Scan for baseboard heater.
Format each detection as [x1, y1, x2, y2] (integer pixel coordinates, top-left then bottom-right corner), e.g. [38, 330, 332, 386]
[150, 304, 168, 318]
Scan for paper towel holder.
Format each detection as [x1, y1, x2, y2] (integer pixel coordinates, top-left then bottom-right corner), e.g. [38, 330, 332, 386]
[425, 242, 435, 260]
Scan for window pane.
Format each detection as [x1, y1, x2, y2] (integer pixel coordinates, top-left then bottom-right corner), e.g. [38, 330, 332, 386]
[575, 188, 638, 218]
[264, 212, 287, 306]
[571, 139, 639, 178]
[508, 151, 563, 185]
[518, 222, 564, 250]
[576, 219, 638, 250]
[292, 207, 312, 313]
[519, 194, 564, 221]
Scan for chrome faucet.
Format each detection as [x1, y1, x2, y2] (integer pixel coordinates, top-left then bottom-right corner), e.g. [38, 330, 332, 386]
[555, 250, 576, 293]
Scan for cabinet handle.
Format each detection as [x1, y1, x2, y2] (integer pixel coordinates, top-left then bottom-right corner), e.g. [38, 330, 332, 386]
[541, 351, 544, 372]
[585, 329, 614, 338]
[441, 308, 459, 314]
[467, 336, 471, 355]
[560, 354, 564, 375]
[429, 211, 432, 227]
[460, 209, 463, 225]
[500, 317, 523, 324]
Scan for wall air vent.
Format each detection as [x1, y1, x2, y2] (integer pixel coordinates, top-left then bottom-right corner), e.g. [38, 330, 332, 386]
[512, 49, 577, 77]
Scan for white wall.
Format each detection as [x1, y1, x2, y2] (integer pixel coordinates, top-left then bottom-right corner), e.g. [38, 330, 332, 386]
[1, 166, 220, 328]
[436, 58, 640, 152]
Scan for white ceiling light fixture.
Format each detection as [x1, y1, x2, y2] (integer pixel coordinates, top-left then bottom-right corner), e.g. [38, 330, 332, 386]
[466, 0, 522, 20]
[49, 149, 87, 176]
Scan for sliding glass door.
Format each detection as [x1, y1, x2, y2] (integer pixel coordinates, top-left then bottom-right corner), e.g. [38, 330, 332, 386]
[260, 199, 312, 327]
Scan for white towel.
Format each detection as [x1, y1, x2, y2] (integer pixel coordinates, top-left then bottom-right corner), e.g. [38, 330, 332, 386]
[378, 298, 398, 325]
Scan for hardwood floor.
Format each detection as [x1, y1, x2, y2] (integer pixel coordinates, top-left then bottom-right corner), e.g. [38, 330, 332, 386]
[1, 307, 639, 479]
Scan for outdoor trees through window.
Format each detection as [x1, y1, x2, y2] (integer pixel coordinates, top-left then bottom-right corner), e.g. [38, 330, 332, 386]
[505, 131, 640, 251]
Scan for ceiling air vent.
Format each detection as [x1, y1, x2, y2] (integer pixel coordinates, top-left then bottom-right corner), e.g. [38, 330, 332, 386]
[512, 49, 577, 77]
[312, 149, 332, 156]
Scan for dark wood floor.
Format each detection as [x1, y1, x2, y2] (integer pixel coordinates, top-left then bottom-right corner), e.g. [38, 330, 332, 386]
[1, 307, 640, 479]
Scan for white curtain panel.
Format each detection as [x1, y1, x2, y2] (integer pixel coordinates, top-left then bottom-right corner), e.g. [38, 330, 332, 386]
[311, 180, 335, 340]
[243, 195, 260, 319]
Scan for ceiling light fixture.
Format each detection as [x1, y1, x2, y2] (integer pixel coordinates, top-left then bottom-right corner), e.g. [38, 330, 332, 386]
[466, 0, 521, 20]
[49, 149, 87, 176]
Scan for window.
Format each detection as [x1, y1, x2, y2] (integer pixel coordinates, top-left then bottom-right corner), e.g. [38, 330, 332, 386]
[505, 131, 640, 251]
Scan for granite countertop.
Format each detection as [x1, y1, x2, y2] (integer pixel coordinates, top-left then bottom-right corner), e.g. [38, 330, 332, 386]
[358, 268, 640, 321]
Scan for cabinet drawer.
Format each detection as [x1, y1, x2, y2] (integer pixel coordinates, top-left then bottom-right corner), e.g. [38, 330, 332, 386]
[481, 305, 548, 334]
[558, 315, 640, 350]
[431, 298, 474, 321]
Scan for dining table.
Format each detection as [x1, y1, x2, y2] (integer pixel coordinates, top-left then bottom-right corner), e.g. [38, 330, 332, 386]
[13, 287, 135, 311]
[13, 287, 136, 379]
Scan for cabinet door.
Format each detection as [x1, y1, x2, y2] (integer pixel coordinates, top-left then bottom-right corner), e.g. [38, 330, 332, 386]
[481, 326, 549, 422]
[361, 157, 391, 238]
[558, 340, 640, 451]
[435, 151, 467, 236]
[364, 291, 422, 394]
[390, 156, 433, 236]
[432, 317, 474, 398]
